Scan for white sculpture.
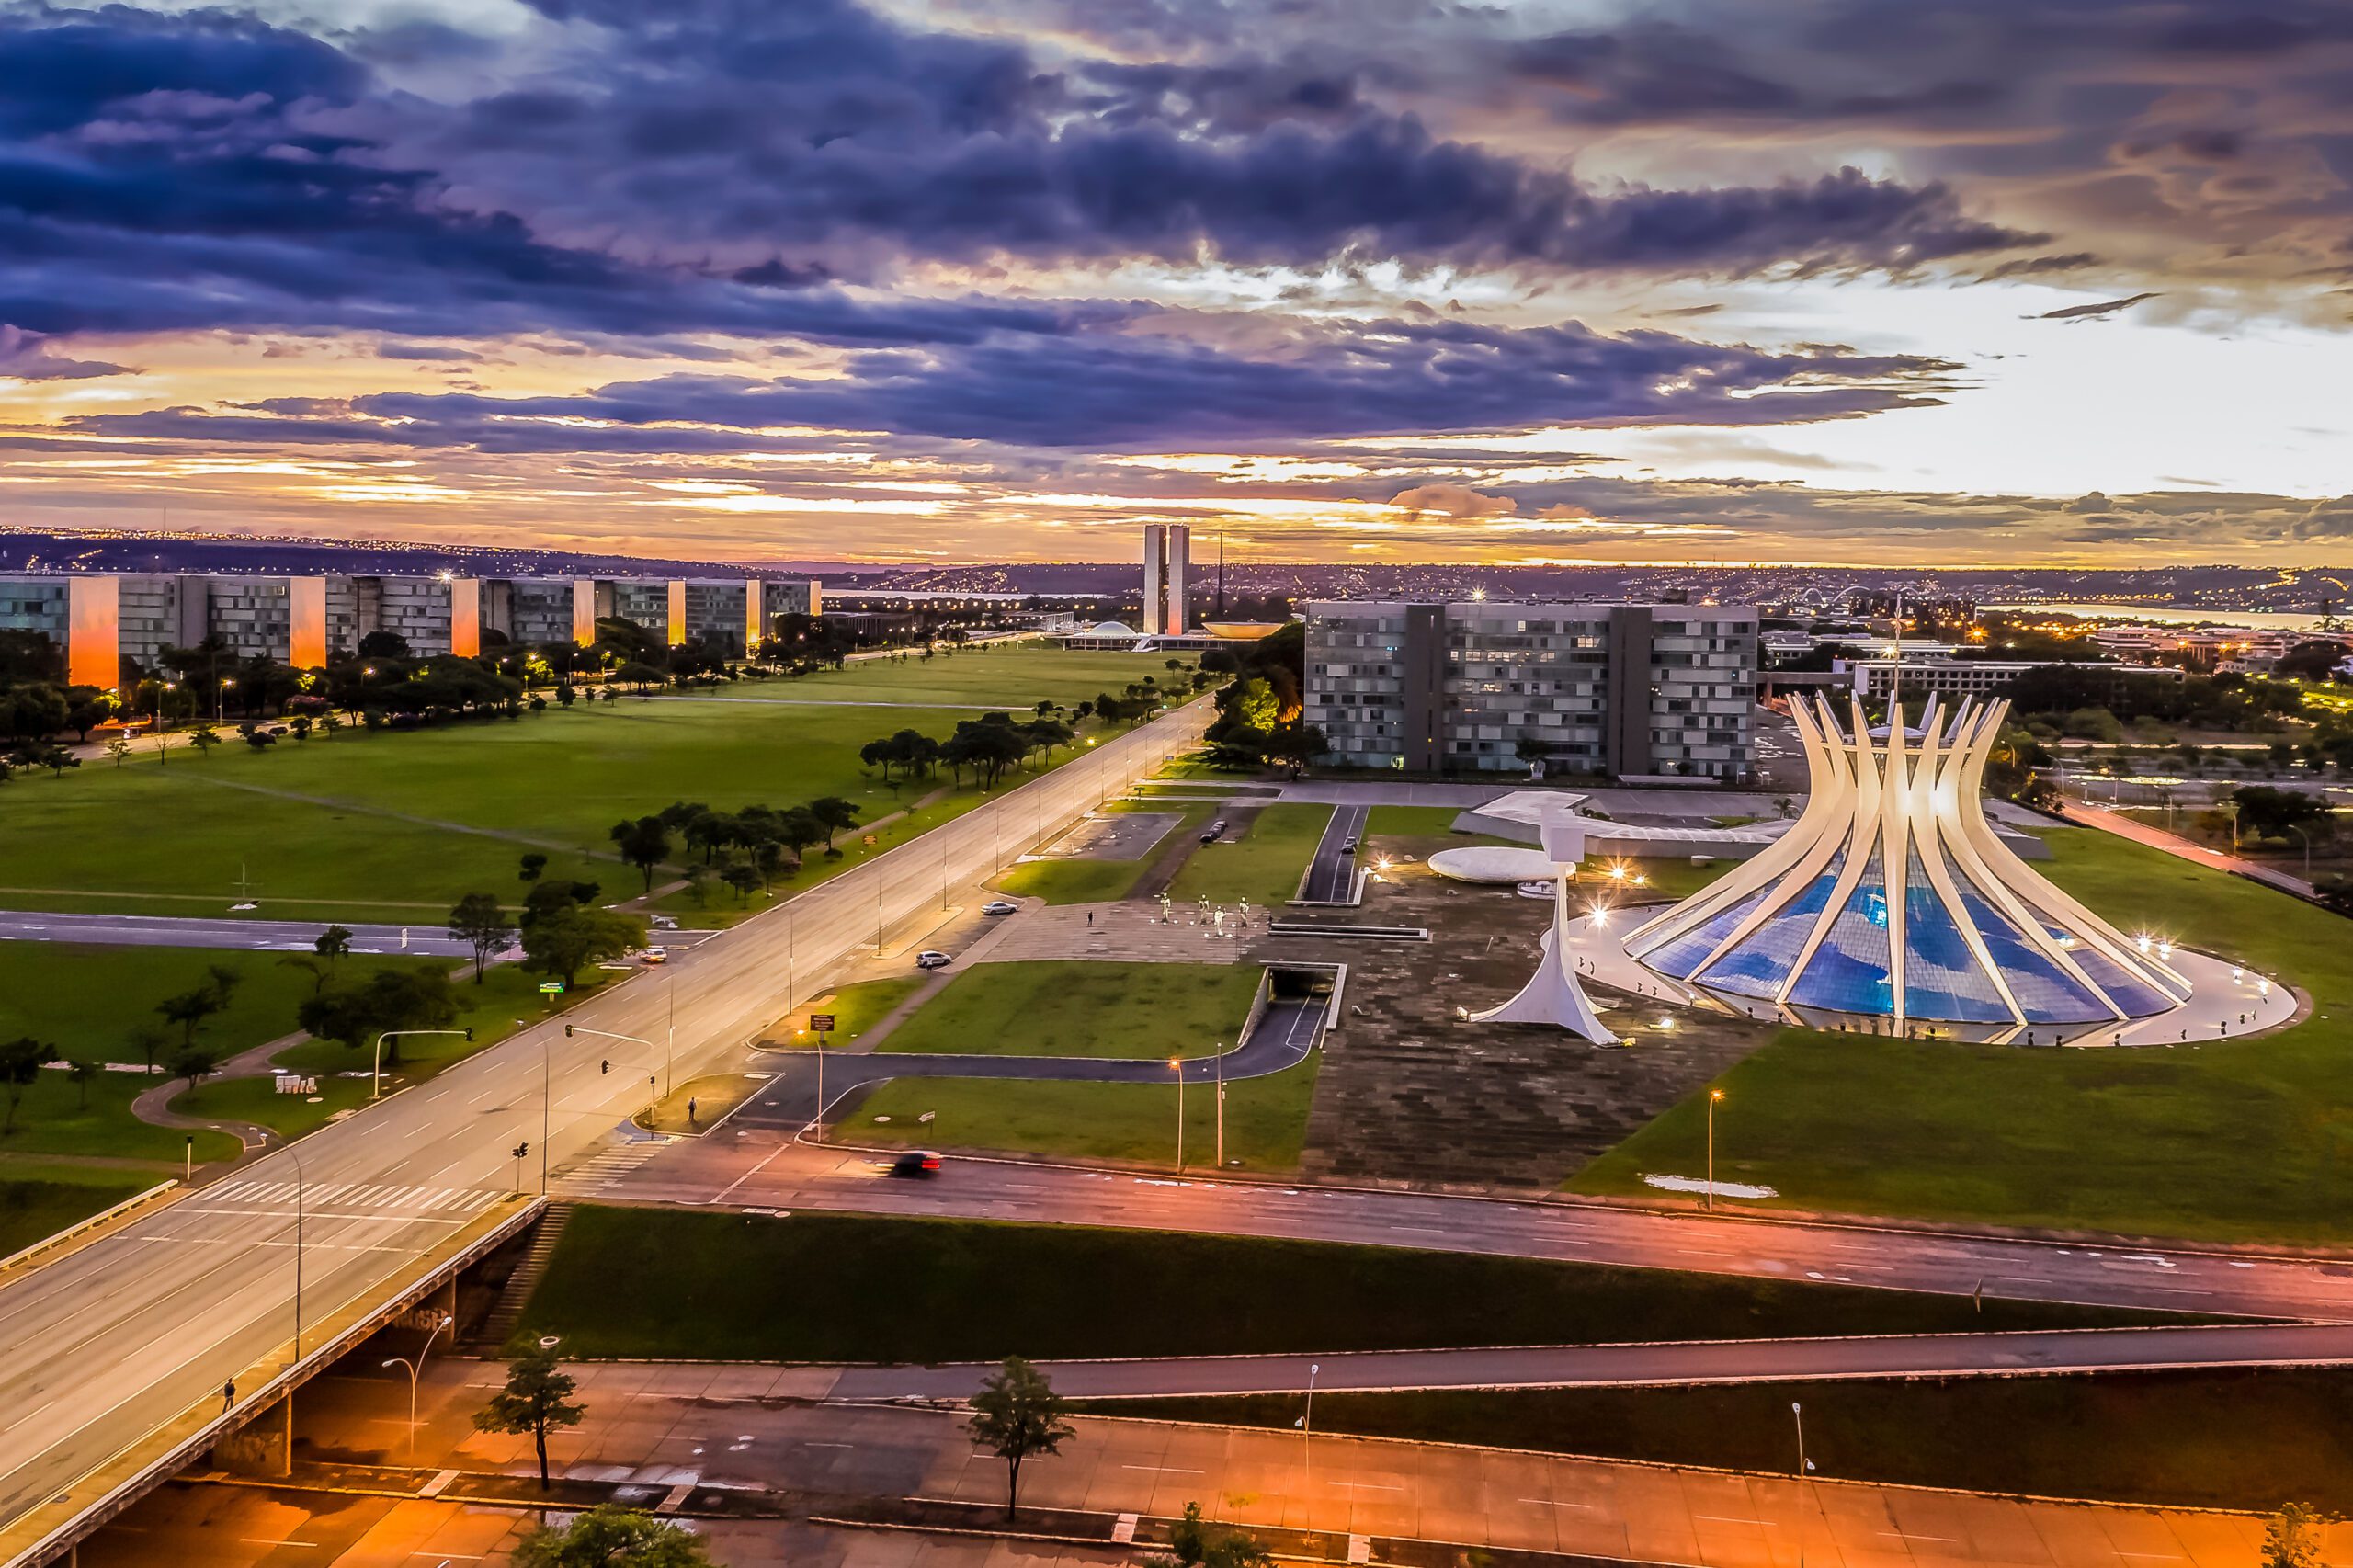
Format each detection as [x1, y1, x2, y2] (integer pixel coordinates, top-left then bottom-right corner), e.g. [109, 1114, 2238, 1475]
[1472, 821, 1620, 1044]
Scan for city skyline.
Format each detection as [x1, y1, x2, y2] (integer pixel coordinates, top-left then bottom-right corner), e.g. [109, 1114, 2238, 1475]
[0, 0, 2347, 567]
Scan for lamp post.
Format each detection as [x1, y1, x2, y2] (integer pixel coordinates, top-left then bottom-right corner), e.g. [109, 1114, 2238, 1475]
[2288, 822, 2313, 881]
[372, 1028, 471, 1099]
[1169, 1056, 1185, 1170]
[1792, 1400, 1809, 1567]
[286, 1145, 305, 1360]
[381, 1311, 454, 1462]
[1300, 1360, 1320, 1530]
[1706, 1088, 1724, 1211]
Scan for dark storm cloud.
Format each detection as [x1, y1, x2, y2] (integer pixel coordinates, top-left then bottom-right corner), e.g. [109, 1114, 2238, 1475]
[72, 319, 1956, 450]
[0, 324, 125, 380]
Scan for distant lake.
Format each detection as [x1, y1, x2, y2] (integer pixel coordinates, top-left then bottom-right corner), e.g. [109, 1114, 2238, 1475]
[1980, 600, 2334, 631]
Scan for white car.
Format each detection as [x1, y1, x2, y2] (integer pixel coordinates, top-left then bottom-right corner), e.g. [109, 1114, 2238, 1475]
[915, 949, 953, 969]
[981, 900, 1018, 916]
[641, 947, 667, 964]
[649, 915, 679, 930]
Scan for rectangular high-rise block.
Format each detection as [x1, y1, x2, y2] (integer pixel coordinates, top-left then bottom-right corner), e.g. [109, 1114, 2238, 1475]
[1142, 525, 1165, 635]
[665, 580, 688, 646]
[745, 580, 765, 649]
[449, 577, 482, 657]
[1165, 524, 1190, 634]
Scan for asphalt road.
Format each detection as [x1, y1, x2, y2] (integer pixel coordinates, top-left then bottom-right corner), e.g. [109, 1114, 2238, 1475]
[0, 909, 720, 959]
[1298, 803, 1369, 904]
[824, 1321, 2353, 1401]
[0, 700, 1212, 1562]
[601, 1137, 2353, 1324]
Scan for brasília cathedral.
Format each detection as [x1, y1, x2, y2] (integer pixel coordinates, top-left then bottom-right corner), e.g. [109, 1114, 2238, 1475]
[1623, 695, 2197, 1043]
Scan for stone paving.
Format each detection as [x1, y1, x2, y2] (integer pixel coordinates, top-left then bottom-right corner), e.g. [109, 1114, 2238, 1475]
[1257, 866, 1771, 1192]
[975, 898, 1258, 965]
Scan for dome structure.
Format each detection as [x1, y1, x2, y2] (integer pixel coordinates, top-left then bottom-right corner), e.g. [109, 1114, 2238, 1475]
[1626, 694, 2189, 1042]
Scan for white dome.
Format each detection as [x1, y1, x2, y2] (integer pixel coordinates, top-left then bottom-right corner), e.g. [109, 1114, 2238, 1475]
[1086, 620, 1139, 635]
[1428, 846, 1560, 884]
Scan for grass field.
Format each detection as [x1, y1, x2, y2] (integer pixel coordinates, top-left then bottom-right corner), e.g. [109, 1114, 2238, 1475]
[0, 648, 1181, 921]
[992, 801, 1211, 905]
[841, 1050, 1320, 1171]
[1166, 803, 1333, 907]
[1573, 828, 2353, 1243]
[514, 1207, 2176, 1363]
[1093, 1367, 2353, 1514]
[0, 1176, 153, 1257]
[769, 977, 925, 1049]
[878, 962, 1262, 1059]
[699, 646, 1183, 709]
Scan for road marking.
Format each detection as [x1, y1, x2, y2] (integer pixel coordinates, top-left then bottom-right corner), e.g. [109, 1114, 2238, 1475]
[1518, 1498, 1596, 1511]
[1695, 1516, 1761, 1526]
[1123, 1464, 1205, 1474]
[240, 1539, 318, 1548]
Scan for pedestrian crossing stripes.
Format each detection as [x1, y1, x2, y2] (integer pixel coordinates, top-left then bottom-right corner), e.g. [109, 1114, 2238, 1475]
[202, 1177, 506, 1214]
[551, 1139, 669, 1197]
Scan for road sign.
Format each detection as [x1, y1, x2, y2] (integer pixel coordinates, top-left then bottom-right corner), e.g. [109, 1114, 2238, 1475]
[539, 982, 564, 994]
[810, 1014, 836, 1032]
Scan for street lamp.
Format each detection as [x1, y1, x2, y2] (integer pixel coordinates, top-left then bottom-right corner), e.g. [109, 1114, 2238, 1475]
[373, 1028, 472, 1099]
[1792, 1400, 1811, 1567]
[1169, 1056, 1185, 1170]
[382, 1311, 455, 1462]
[286, 1145, 306, 1359]
[1706, 1088, 1724, 1211]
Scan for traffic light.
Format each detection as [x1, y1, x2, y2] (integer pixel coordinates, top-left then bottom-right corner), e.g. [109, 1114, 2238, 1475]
[564, 1025, 574, 1038]
[600, 1060, 609, 1074]
[513, 1142, 529, 1160]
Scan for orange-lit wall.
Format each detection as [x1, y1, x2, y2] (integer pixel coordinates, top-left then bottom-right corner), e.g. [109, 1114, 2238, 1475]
[572, 579, 597, 644]
[745, 580, 764, 649]
[66, 575, 119, 689]
[289, 575, 327, 667]
[450, 577, 481, 656]
[665, 580, 687, 646]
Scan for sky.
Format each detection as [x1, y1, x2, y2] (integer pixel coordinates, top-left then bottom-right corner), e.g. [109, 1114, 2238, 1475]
[0, 0, 2347, 568]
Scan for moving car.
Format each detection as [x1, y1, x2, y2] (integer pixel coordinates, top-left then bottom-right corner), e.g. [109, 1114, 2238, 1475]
[640, 947, 667, 964]
[1200, 819, 1227, 843]
[1342, 837, 1359, 854]
[915, 949, 953, 969]
[889, 1150, 943, 1178]
[981, 900, 1018, 916]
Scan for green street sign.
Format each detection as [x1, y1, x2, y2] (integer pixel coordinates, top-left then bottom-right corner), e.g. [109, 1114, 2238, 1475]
[539, 982, 565, 994]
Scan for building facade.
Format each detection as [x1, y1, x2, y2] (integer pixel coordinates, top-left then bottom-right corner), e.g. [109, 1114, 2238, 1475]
[1304, 599, 1757, 780]
[0, 571, 823, 685]
[1140, 524, 1191, 636]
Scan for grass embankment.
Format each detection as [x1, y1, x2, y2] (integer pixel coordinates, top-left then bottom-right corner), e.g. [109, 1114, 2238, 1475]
[697, 646, 1176, 710]
[1167, 804, 1333, 907]
[993, 801, 1212, 905]
[879, 962, 1262, 1060]
[843, 1051, 1320, 1171]
[0, 1170, 157, 1256]
[1573, 828, 2353, 1243]
[1092, 1368, 2353, 1514]
[515, 1207, 2177, 1363]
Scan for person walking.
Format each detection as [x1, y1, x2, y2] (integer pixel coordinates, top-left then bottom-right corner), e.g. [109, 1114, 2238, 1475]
[221, 1378, 235, 1413]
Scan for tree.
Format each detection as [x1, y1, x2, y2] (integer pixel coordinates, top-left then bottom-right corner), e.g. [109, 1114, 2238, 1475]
[964, 1357, 1073, 1521]
[0, 1038, 44, 1134]
[64, 1057, 97, 1109]
[520, 904, 645, 988]
[187, 725, 221, 759]
[1264, 721, 1326, 780]
[1154, 1502, 1274, 1568]
[170, 1045, 221, 1096]
[518, 852, 549, 883]
[449, 892, 513, 983]
[513, 1506, 712, 1568]
[315, 925, 354, 977]
[126, 1024, 167, 1075]
[156, 966, 241, 1048]
[298, 968, 460, 1062]
[609, 815, 671, 893]
[808, 795, 859, 850]
[2263, 1503, 2325, 1568]
[473, 1349, 585, 1491]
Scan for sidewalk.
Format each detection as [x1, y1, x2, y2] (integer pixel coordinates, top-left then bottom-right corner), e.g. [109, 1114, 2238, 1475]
[2057, 801, 2316, 899]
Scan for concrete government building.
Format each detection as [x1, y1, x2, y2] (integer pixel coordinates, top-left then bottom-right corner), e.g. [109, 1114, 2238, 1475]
[0, 573, 821, 687]
[1304, 599, 1756, 780]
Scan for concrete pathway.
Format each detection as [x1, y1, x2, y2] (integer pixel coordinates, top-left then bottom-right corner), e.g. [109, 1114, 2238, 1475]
[171, 770, 631, 868]
[2059, 801, 2318, 899]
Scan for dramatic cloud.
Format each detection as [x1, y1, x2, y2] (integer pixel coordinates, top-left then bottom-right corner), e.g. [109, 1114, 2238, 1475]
[0, 324, 125, 381]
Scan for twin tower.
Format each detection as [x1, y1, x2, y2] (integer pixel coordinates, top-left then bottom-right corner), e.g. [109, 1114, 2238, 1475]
[1141, 524, 1192, 637]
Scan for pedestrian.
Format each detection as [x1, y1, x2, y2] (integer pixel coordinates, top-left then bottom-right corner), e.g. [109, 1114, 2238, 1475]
[688, 1096, 699, 1125]
[1087, 911, 1095, 927]
[222, 1378, 235, 1413]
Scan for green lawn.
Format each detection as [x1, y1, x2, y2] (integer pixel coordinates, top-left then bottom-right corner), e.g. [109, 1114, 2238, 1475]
[768, 977, 926, 1049]
[842, 1050, 1321, 1171]
[171, 1072, 375, 1139]
[2, 1065, 238, 1163]
[0, 649, 1177, 919]
[267, 962, 596, 1080]
[993, 801, 1211, 905]
[515, 1207, 2176, 1363]
[1166, 803, 1334, 908]
[879, 962, 1262, 1059]
[699, 646, 1191, 709]
[1573, 828, 2353, 1243]
[1364, 805, 1470, 838]
[0, 1176, 154, 1257]
[1095, 1368, 2353, 1515]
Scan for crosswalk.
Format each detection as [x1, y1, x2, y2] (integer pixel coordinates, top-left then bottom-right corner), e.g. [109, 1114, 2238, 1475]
[200, 1177, 508, 1215]
[551, 1139, 671, 1198]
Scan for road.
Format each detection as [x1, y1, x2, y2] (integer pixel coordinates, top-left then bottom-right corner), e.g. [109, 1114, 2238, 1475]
[0, 909, 717, 959]
[821, 1321, 2353, 1401]
[0, 699, 1211, 1566]
[593, 1136, 2353, 1323]
[1298, 802, 1369, 903]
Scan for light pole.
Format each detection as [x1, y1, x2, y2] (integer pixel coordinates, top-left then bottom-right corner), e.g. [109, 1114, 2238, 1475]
[1300, 1360, 1320, 1530]
[1792, 1400, 1809, 1567]
[1706, 1088, 1724, 1211]
[372, 1028, 471, 1099]
[381, 1311, 454, 1462]
[1214, 1041, 1225, 1169]
[1169, 1056, 1185, 1170]
[286, 1146, 305, 1360]
[2288, 822, 2313, 881]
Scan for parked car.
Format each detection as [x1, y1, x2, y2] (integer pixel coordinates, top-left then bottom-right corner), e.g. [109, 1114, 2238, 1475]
[889, 1150, 943, 1178]
[1200, 819, 1228, 843]
[915, 949, 953, 969]
[981, 900, 1018, 916]
[649, 914, 679, 930]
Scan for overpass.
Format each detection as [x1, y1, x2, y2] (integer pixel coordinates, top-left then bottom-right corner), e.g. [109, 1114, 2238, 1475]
[0, 699, 1212, 1567]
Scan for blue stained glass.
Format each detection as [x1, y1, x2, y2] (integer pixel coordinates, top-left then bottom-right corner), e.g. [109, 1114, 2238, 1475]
[2066, 945, 2177, 1018]
[1640, 885, 1773, 979]
[1788, 852, 1898, 1014]
[1898, 846, 2011, 1023]
[1948, 870, 2112, 1024]
[1699, 852, 1846, 999]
